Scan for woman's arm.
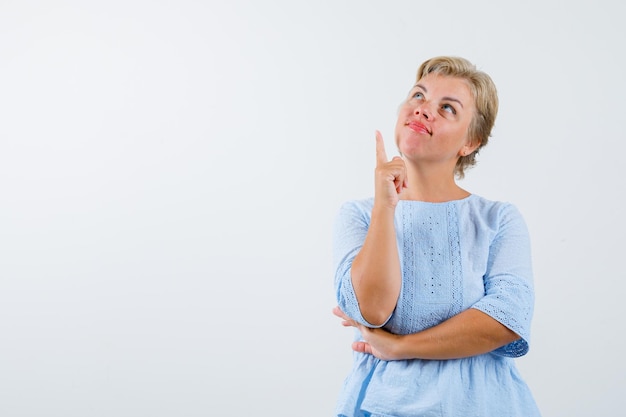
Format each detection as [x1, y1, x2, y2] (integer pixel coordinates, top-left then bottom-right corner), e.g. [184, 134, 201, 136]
[348, 132, 407, 325]
[334, 306, 519, 360]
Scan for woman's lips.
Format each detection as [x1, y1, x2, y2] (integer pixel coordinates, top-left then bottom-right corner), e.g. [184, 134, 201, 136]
[407, 121, 431, 135]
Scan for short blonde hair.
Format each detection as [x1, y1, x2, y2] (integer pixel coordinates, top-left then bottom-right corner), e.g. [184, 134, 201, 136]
[416, 56, 499, 178]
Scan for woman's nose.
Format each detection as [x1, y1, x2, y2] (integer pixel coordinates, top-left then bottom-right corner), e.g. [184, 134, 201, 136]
[414, 103, 431, 119]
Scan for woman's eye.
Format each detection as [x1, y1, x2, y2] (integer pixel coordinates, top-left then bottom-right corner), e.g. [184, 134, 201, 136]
[412, 92, 424, 99]
[442, 103, 456, 114]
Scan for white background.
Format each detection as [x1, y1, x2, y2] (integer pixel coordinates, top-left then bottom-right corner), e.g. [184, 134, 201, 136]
[1, 1, 625, 416]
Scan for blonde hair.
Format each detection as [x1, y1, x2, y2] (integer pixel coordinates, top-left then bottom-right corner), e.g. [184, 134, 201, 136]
[416, 56, 499, 178]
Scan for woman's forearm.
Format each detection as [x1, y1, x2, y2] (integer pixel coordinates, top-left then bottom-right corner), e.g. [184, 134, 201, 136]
[390, 308, 520, 360]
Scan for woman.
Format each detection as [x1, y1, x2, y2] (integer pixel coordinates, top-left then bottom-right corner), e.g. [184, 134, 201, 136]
[332, 56, 541, 416]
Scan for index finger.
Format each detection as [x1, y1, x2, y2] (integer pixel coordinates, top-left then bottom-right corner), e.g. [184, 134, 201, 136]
[375, 130, 388, 166]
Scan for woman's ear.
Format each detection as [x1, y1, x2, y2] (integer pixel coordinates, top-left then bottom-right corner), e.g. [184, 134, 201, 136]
[459, 139, 480, 156]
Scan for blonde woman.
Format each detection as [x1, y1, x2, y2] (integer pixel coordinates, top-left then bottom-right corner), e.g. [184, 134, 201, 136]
[333, 56, 541, 416]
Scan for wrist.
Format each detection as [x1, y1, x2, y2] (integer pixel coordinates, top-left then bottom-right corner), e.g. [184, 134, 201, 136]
[372, 199, 398, 215]
[392, 332, 420, 361]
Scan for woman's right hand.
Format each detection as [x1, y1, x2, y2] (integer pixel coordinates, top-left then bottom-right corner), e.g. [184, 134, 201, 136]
[374, 130, 407, 209]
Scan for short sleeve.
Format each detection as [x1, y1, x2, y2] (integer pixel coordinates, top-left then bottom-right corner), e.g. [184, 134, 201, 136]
[333, 199, 390, 328]
[471, 203, 535, 357]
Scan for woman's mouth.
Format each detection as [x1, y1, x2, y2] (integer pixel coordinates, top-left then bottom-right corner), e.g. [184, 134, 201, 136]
[407, 121, 431, 135]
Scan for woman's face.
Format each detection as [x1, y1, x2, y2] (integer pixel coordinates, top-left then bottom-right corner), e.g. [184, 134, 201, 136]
[395, 73, 477, 167]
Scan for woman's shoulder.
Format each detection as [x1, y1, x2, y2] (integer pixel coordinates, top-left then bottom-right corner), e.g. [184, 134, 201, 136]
[465, 194, 521, 214]
[338, 196, 375, 212]
[465, 194, 529, 231]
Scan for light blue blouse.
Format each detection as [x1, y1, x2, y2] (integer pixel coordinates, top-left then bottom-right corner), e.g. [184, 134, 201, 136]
[333, 194, 541, 417]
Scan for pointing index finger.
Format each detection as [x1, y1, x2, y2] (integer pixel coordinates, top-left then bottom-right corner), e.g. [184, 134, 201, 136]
[375, 130, 388, 166]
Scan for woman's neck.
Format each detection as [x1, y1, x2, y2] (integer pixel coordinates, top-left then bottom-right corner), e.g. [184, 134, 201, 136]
[399, 162, 470, 202]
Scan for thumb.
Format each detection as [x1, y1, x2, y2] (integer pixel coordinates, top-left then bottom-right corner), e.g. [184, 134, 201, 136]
[352, 341, 373, 355]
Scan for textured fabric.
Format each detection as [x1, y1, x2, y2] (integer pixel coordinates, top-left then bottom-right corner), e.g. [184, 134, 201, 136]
[333, 194, 540, 417]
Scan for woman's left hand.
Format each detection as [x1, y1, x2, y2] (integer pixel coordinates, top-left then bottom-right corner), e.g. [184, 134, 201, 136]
[332, 306, 404, 361]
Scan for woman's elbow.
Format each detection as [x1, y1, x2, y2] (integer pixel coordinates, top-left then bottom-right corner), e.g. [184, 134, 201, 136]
[489, 325, 521, 349]
[360, 306, 393, 327]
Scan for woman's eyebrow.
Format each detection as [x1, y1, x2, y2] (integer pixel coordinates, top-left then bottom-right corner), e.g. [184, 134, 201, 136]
[442, 96, 464, 108]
